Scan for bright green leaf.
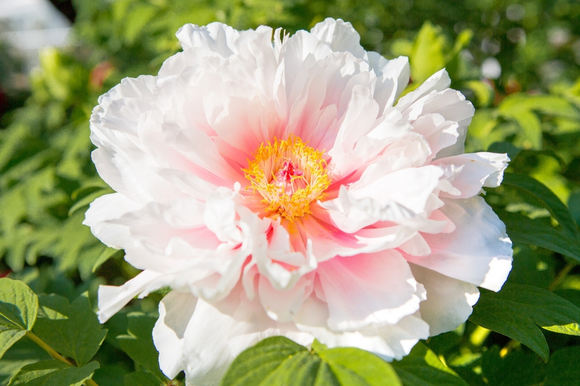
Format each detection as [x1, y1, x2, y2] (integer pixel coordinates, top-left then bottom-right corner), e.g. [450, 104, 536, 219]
[410, 22, 447, 84]
[7, 360, 99, 386]
[221, 336, 402, 386]
[391, 343, 467, 386]
[542, 323, 580, 336]
[117, 313, 166, 382]
[0, 278, 39, 331]
[32, 294, 107, 366]
[0, 279, 39, 360]
[470, 284, 580, 361]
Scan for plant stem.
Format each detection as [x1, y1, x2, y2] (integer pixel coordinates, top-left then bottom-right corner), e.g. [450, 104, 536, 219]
[26, 331, 100, 386]
[548, 261, 577, 291]
[26, 331, 74, 365]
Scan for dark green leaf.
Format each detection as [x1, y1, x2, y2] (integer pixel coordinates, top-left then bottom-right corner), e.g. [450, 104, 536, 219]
[7, 360, 99, 386]
[392, 343, 468, 386]
[481, 346, 545, 386]
[221, 336, 402, 386]
[470, 284, 580, 361]
[502, 173, 579, 239]
[545, 347, 580, 386]
[32, 294, 107, 366]
[500, 212, 580, 262]
[116, 313, 166, 382]
[124, 371, 163, 386]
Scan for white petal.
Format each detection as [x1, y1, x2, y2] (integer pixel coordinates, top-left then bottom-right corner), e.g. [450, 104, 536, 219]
[153, 290, 197, 379]
[411, 264, 480, 336]
[97, 270, 165, 323]
[83, 193, 141, 249]
[310, 18, 366, 58]
[404, 197, 512, 291]
[317, 251, 422, 330]
[433, 152, 510, 198]
[155, 289, 313, 386]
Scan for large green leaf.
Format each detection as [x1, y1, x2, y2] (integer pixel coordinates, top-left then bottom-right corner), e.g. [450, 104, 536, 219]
[32, 294, 107, 366]
[0, 279, 39, 360]
[221, 336, 401, 386]
[116, 313, 166, 382]
[391, 343, 468, 386]
[500, 211, 580, 262]
[7, 360, 99, 386]
[502, 173, 579, 239]
[470, 284, 580, 361]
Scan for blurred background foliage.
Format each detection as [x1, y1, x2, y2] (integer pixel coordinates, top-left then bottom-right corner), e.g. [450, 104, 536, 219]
[2, 0, 580, 385]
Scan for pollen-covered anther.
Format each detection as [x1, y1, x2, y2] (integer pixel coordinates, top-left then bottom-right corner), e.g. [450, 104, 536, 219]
[244, 136, 330, 221]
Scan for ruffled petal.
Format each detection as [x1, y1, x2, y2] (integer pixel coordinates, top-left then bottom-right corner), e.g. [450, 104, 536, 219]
[404, 197, 512, 291]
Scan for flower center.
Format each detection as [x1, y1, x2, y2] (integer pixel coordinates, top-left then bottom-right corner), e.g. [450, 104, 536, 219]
[244, 136, 330, 221]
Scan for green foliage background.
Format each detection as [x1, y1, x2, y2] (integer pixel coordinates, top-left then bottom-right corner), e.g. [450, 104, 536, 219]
[2, 0, 580, 385]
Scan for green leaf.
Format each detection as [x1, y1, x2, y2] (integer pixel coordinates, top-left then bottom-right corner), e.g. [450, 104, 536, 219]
[545, 347, 580, 386]
[410, 22, 447, 84]
[391, 343, 468, 386]
[470, 284, 580, 361]
[221, 336, 402, 386]
[32, 294, 107, 366]
[502, 173, 579, 239]
[0, 279, 39, 360]
[480, 346, 545, 386]
[0, 331, 27, 362]
[124, 371, 163, 386]
[92, 247, 123, 273]
[541, 323, 580, 336]
[68, 188, 113, 217]
[499, 211, 580, 262]
[117, 313, 166, 382]
[0, 278, 39, 330]
[7, 360, 99, 386]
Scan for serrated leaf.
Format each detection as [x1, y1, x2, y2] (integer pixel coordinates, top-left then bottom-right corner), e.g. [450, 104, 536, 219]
[545, 347, 580, 386]
[470, 284, 580, 361]
[502, 173, 579, 239]
[391, 343, 468, 386]
[124, 371, 163, 386]
[499, 211, 580, 262]
[117, 313, 166, 382]
[221, 336, 402, 386]
[7, 360, 99, 386]
[32, 294, 107, 366]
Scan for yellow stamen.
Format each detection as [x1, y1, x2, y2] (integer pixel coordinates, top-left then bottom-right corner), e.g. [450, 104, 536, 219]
[243, 135, 330, 221]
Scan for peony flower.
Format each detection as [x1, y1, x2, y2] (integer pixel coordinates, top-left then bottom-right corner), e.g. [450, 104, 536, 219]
[85, 18, 512, 385]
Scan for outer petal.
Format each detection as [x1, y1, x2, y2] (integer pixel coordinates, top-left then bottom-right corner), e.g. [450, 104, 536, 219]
[316, 251, 424, 330]
[404, 196, 512, 291]
[310, 18, 367, 59]
[433, 152, 510, 198]
[294, 294, 429, 360]
[83, 193, 141, 249]
[153, 289, 314, 385]
[411, 264, 480, 336]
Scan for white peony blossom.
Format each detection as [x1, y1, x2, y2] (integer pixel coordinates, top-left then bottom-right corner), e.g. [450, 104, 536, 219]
[85, 18, 512, 385]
